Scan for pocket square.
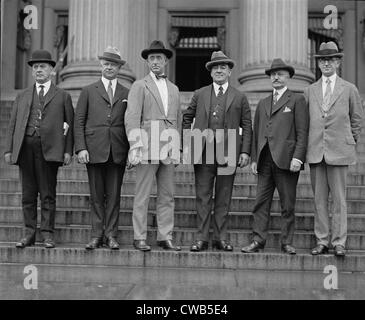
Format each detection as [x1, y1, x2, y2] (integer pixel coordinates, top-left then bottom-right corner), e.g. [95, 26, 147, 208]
[122, 99, 128, 103]
[283, 107, 292, 113]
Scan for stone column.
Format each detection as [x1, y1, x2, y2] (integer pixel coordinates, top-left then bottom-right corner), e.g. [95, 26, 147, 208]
[238, 0, 314, 93]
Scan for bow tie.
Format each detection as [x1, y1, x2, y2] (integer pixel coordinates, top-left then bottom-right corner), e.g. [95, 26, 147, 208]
[155, 73, 167, 80]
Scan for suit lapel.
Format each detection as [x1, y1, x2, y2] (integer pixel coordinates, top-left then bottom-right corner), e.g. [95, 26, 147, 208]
[21, 85, 34, 121]
[42, 83, 58, 110]
[313, 80, 323, 108]
[225, 86, 235, 112]
[203, 85, 212, 116]
[112, 82, 123, 106]
[328, 76, 344, 111]
[145, 75, 165, 116]
[264, 95, 271, 117]
[95, 80, 111, 104]
[166, 79, 176, 117]
[271, 89, 290, 115]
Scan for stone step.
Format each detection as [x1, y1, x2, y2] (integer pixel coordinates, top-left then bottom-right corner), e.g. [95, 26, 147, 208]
[1, 192, 365, 213]
[1, 224, 365, 250]
[0, 244, 364, 272]
[1, 179, 365, 200]
[1, 207, 365, 232]
[2, 165, 365, 183]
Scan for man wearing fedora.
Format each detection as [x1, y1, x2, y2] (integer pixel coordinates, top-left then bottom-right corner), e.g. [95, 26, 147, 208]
[241, 58, 309, 255]
[304, 42, 364, 257]
[74, 46, 130, 250]
[125, 40, 181, 251]
[182, 51, 252, 252]
[4, 49, 74, 248]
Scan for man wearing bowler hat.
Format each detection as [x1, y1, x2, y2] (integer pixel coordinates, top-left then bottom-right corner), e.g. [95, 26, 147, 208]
[125, 40, 181, 251]
[74, 46, 130, 250]
[4, 49, 74, 248]
[182, 51, 252, 252]
[241, 58, 309, 255]
[304, 42, 364, 257]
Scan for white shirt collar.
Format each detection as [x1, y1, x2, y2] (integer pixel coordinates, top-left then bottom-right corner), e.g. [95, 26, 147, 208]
[150, 71, 167, 82]
[101, 76, 117, 94]
[36, 80, 51, 95]
[273, 86, 287, 100]
[213, 82, 229, 95]
[322, 73, 337, 84]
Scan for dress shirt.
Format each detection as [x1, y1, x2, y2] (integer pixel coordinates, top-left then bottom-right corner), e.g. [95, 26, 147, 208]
[321, 73, 336, 97]
[273, 86, 287, 102]
[101, 76, 117, 96]
[213, 81, 229, 96]
[150, 71, 168, 116]
[36, 80, 51, 95]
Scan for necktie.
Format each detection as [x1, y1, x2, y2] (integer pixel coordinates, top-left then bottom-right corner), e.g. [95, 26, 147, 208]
[107, 81, 113, 104]
[322, 78, 332, 112]
[218, 86, 223, 97]
[39, 85, 45, 106]
[273, 90, 279, 105]
[155, 74, 167, 80]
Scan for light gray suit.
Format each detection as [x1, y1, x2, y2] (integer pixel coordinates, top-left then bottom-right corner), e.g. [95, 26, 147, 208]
[304, 75, 364, 247]
[125, 74, 181, 241]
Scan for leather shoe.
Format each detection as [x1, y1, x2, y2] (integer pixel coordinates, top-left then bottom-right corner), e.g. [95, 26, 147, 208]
[281, 244, 296, 255]
[212, 240, 233, 251]
[241, 240, 264, 253]
[334, 245, 346, 257]
[85, 237, 102, 250]
[15, 237, 35, 248]
[133, 240, 151, 251]
[190, 240, 208, 252]
[157, 240, 181, 251]
[43, 238, 55, 249]
[106, 237, 119, 250]
[311, 244, 329, 255]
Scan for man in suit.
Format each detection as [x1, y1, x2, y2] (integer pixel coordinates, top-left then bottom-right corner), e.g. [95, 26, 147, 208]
[304, 42, 364, 257]
[182, 51, 252, 252]
[241, 59, 309, 255]
[4, 49, 74, 249]
[125, 40, 181, 252]
[74, 46, 130, 250]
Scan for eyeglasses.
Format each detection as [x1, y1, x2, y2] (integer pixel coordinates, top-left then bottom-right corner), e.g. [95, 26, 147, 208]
[318, 58, 338, 64]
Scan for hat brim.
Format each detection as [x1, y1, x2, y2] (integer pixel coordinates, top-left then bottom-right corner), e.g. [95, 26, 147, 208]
[314, 53, 344, 58]
[98, 55, 126, 65]
[141, 48, 173, 60]
[205, 59, 235, 71]
[28, 59, 56, 68]
[265, 66, 295, 78]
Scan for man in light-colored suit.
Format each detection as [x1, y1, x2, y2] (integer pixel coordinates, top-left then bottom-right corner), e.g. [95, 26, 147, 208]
[304, 42, 364, 257]
[125, 40, 182, 252]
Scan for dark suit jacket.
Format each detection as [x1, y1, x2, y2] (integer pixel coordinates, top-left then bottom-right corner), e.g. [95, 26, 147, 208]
[4, 83, 74, 164]
[251, 89, 309, 171]
[74, 80, 129, 164]
[182, 84, 252, 165]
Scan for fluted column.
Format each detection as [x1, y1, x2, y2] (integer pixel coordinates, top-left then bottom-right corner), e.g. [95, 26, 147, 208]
[238, 0, 314, 93]
[60, 0, 154, 91]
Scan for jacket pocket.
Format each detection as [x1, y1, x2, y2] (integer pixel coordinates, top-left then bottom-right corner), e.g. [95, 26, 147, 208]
[85, 129, 94, 136]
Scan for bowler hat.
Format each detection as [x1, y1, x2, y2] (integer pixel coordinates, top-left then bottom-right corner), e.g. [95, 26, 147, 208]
[314, 41, 344, 58]
[28, 49, 56, 67]
[98, 46, 126, 65]
[205, 51, 235, 71]
[265, 58, 295, 78]
[141, 40, 173, 60]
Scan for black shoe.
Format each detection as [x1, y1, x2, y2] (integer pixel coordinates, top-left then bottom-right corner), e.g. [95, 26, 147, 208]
[43, 238, 55, 249]
[241, 240, 264, 253]
[157, 240, 181, 251]
[212, 240, 233, 251]
[106, 237, 120, 250]
[281, 244, 296, 255]
[334, 245, 346, 257]
[15, 237, 35, 248]
[133, 240, 151, 251]
[85, 237, 102, 250]
[311, 244, 329, 255]
[190, 240, 208, 252]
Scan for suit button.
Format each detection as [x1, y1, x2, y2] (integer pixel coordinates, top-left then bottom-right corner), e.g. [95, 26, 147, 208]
[325, 126, 328, 129]
[108, 114, 111, 118]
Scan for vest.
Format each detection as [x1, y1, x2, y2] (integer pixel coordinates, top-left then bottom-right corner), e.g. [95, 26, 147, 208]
[208, 87, 227, 130]
[25, 87, 44, 136]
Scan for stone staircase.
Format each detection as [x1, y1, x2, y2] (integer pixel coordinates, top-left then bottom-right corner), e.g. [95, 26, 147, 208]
[1, 97, 365, 272]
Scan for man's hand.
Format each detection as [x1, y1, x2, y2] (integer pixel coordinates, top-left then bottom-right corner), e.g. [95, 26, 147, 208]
[290, 158, 301, 172]
[77, 150, 89, 164]
[128, 147, 142, 166]
[238, 153, 250, 168]
[4, 153, 12, 164]
[63, 153, 72, 166]
[251, 161, 258, 175]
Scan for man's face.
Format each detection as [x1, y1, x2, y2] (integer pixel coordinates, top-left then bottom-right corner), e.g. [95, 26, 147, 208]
[100, 59, 121, 80]
[210, 64, 231, 85]
[32, 63, 53, 83]
[318, 57, 340, 77]
[270, 70, 290, 90]
[147, 53, 167, 75]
